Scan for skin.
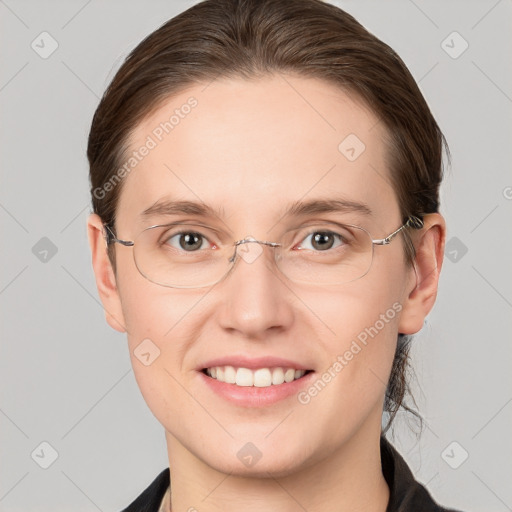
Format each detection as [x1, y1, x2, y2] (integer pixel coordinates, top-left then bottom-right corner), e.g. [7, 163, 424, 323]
[88, 74, 445, 512]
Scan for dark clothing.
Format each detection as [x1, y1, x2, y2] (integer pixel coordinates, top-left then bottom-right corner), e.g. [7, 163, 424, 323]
[121, 435, 464, 511]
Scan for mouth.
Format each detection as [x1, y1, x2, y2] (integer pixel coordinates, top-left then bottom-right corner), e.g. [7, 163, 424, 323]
[201, 366, 314, 388]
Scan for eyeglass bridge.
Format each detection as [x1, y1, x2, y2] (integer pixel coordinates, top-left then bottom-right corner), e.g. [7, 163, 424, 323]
[229, 237, 282, 263]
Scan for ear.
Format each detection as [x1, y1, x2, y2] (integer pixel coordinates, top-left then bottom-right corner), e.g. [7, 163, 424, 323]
[87, 213, 127, 333]
[398, 213, 446, 335]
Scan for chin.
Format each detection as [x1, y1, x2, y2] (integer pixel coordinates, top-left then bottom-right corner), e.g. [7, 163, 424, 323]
[208, 452, 310, 479]
[193, 434, 316, 479]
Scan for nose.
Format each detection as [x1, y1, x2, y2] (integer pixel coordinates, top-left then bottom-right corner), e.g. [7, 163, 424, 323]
[216, 238, 295, 338]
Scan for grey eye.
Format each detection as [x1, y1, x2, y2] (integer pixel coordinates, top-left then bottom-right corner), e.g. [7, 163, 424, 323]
[164, 231, 209, 252]
[298, 231, 345, 251]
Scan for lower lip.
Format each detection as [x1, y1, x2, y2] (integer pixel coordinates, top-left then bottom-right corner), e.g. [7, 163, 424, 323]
[198, 370, 315, 407]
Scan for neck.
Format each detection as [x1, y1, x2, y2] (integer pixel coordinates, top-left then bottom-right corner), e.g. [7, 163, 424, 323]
[165, 421, 390, 512]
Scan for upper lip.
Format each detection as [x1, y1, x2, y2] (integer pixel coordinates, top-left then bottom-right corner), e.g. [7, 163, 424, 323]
[198, 356, 313, 371]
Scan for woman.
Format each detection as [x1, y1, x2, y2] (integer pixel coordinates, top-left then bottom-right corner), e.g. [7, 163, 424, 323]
[86, 0, 464, 510]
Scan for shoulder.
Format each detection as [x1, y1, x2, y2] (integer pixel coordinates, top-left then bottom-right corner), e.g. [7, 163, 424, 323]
[381, 435, 467, 512]
[120, 468, 170, 512]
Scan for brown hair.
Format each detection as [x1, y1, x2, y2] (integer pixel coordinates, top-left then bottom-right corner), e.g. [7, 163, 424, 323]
[87, 0, 450, 432]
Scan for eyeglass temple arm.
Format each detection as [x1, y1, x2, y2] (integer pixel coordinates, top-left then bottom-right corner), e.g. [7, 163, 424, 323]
[103, 223, 134, 247]
[372, 215, 424, 246]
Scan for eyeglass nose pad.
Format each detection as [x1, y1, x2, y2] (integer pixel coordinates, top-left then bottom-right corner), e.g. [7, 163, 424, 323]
[229, 237, 260, 266]
[228, 247, 237, 264]
[228, 238, 245, 264]
[230, 237, 281, 266]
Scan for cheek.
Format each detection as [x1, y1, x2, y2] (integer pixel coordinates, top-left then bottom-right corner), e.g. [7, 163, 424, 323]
[117, 273, 210, 389]
[299, 263, 406, 408]
[298, 292, 400, 436]
[116, 252, 201, 344]
[120, 287, 202, 429]
[310, 256, 405, 349]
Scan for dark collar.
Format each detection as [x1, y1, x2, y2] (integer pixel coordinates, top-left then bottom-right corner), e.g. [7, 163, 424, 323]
[121, 436, 462, 511]
[380, 435, 461, 512]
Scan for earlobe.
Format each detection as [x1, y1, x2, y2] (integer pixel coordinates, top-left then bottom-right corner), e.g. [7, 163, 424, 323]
[398, 213, 446, 335]
[87, 213, 127, 333]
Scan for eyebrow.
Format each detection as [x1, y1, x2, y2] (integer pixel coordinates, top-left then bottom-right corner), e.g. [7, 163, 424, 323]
[141, 199, 225, 219]
[140, 197, 372, 221]
[283, 198, 372, 218]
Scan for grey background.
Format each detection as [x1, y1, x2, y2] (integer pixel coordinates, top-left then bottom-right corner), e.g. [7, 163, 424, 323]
[0, 0, 511, 511]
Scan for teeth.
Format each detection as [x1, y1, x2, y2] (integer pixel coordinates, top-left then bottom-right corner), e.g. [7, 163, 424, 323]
[224, 365, 236, 384]
[254, 368, 272, 387]
[272, 367, 285, 385]
[205, 366, 308, 387]
[236, 367, 253, 387]
[284, 368, 295, 382]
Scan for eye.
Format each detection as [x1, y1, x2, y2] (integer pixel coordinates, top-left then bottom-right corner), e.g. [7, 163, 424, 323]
[163, 230, 213, 252]
[296, 230, 348, 252]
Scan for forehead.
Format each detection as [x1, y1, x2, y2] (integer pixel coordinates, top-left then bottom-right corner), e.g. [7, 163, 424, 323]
[117, 74, 398, 232]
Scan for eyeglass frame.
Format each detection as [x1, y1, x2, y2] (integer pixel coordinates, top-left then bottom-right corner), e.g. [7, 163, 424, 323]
[102, 214, 424, 287]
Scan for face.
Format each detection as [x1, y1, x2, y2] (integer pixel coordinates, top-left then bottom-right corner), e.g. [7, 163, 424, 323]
[90, 74, 429, 477]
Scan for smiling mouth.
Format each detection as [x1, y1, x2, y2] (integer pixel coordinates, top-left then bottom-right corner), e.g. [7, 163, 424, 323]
[201, 366, 314, 388]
